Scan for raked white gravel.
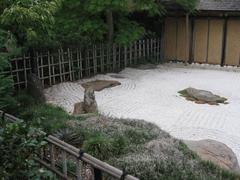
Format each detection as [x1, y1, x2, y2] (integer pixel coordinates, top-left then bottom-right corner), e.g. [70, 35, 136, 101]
[44, 63, 240, 163]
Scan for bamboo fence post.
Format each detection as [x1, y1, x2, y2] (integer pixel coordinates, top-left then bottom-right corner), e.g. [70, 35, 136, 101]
[143, 40, 146, 61]
[71, 49, 75, 81]
[134, 41, 137, 64]
[51, 55, 56, 85]
[87, 48, 90, 76]
[76, 159, 82, 180]
[80, 48, 83, 79]
[62, 150, 67, 177]
[23, 55, 28, 88]
[76, 48, 81, 79]
[107, 45, 110, 72]
[124, 46, 127, 67]
[47, 51, 52, 86]
[36, 53, 40, 80]
[152, 39, 154, 60]
[62, 49, 67, 82]
[58, 49, 63, 83]
[113, 44, 117, 72]
[139, 40, 142, 62]
[93, 45, 97, 74]
[14, 58, 20, 89]
[118, 45, 121, 70]
[67, 48, 73, 81]
[50, 144, 55, 168]
[40, 53, 44, 86]
[129, 44, 133, 65]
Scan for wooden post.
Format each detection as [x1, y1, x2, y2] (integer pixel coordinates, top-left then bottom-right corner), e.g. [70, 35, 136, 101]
[93, 45, 97, 74]
[113, 44, 117, 72]
[94, 168, 103, 180]
[62, 150, 67, 177]
[58, 49, 63, 83]
[185, 13, 190, 65]
[40, 53, 44, 86]
[50, 144, 55, 168]
[124, 46, 127, 67]
[221, 15, 228, 66]
[76, 160, 82, 180]
[47, 51, 52, 86]
[23, 55, 28, 88]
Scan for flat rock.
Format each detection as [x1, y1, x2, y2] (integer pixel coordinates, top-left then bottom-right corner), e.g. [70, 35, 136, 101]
[81, 80, 121, 91]
[185, 139, 240, 172]
[136, 64, 157, 70]
[179, 87, 227, 105]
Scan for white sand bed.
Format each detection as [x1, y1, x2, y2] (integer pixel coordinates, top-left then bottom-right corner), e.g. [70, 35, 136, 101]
[44, 63, 240, 162]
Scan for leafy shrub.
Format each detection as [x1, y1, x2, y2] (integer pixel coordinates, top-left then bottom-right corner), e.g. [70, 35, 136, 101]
[0, 120, 55, 179]
[83, 133, 129, 160]
[83, 134, 113, 160]
[0, 30, 17, 112]
[54, 128, 84, 147]
[20, 104, 71, 133]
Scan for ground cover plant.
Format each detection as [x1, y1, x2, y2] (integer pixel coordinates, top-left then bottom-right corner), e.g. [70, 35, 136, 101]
[60, 114, 240, 180]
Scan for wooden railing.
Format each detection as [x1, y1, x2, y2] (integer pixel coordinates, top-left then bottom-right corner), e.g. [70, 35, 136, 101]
[0, 110, 138, 180]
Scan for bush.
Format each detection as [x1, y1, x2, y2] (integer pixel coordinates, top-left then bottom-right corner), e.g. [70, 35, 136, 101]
[0, 120, 55, 179]
[83, 133, 129, 160]
[0, 29, 21, 113]
[20, 103, 72, 133]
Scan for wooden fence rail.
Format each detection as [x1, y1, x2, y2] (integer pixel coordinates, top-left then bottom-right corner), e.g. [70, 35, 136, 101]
[1, 38, 161, 89]
[0, 110, 139, 180]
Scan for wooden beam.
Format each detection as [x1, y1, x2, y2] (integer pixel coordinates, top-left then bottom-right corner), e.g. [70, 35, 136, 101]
[185, 13, 190, 65]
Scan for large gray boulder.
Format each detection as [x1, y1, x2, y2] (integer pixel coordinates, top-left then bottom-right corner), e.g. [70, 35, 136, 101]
[83, 87, 98, 113]
[72, 88, 98, 115]
[179, 87, 227, 105]
[185, 139, 240, 172]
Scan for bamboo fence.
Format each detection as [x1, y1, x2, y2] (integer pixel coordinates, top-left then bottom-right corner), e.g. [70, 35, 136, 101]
[2, 38, 161, 89]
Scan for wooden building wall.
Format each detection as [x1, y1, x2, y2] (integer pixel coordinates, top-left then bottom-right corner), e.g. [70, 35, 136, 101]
[163, 17, 240, 66]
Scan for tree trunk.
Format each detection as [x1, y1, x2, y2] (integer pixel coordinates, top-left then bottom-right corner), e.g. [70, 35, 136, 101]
[106, 9, 114, 43]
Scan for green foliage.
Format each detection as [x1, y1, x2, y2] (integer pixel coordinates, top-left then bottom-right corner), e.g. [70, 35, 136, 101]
[0, 29, 18, 112]
[20, 103, 71, 133]
[54, 128, 85, 147]
[124, 128, 155, 144]
[83, 134, 129, 160]
[176, 0, 198, 13]
[0, 120, 55, 179]
[53, 0, 166, 46]
[115, 20, 145, 45]
[0, 0, 62, 47]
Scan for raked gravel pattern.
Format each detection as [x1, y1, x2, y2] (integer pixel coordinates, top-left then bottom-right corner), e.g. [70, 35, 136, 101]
[44, 63, 240, 162]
